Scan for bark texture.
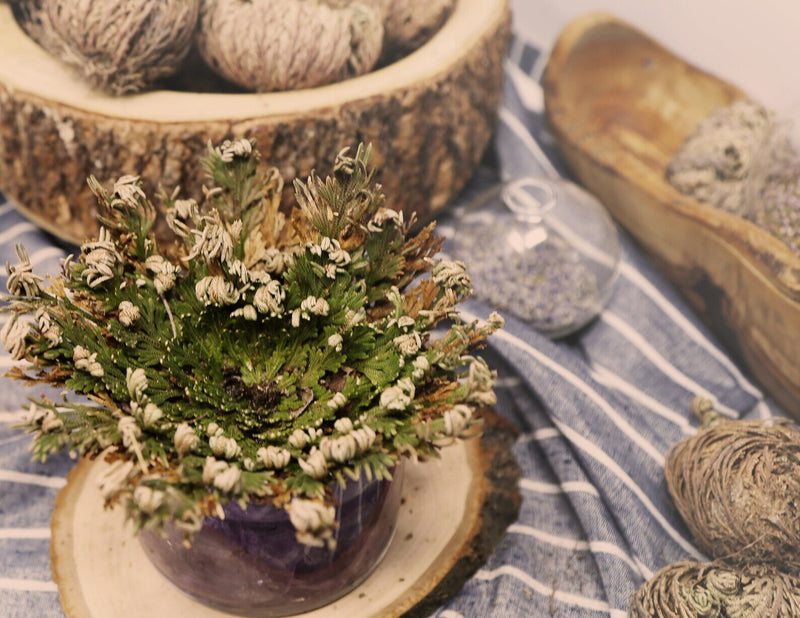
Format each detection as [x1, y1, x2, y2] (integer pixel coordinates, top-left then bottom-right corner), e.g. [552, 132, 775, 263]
[0, 1, 511, 245]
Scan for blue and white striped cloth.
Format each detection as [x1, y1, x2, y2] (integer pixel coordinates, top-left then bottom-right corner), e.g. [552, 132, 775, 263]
[0, 32, 781, 618]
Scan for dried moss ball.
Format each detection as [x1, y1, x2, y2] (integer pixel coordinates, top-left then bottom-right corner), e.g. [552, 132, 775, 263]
[628, 561, 800, 618]
[196, 0, 384, 92]
[323, 0, 455, 59]
[665, 399, 800, 574]
[33, 0, 200, 95]
[381, 0, 455, 57]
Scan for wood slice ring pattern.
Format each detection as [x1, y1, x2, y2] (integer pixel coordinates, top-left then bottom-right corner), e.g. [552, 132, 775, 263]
[0, 0, 511, 246]
[543, 12, 800, 415]
[50, 410, 520, 617]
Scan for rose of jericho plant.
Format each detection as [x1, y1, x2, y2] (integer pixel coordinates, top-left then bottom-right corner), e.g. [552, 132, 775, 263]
[16, 0, 199, 95]
[1, 140, 502, 548]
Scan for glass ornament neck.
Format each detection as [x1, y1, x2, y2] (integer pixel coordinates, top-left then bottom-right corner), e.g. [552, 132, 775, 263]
[502, 177, 557, 223]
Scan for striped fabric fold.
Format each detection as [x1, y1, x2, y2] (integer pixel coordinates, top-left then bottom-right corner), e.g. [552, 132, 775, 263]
[0, 30, 783, 618]
[429, 31, 779, 618]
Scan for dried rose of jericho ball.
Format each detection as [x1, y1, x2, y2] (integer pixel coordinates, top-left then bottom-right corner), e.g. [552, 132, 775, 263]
[382, 0, 455, 57]
[665, 397, 800, 575]
[32, 0, 200, 95]
[629, 561, 800, 618]
[324, 0, 456, 60]
[196, 0, 384, 92]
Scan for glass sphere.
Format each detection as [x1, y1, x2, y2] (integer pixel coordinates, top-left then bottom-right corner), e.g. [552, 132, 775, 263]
[743, 106, 800, 255]
[452, 177, 621, 338]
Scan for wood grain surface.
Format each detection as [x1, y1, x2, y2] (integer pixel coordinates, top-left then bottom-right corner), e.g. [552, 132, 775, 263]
[543, 13, 800, 416]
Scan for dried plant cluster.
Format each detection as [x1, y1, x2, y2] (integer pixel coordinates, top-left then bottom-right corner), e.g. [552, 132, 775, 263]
[666, 397, 800, 572]
[14, 0, 456, 94]
[15, 0, 200, 95]
[196, 0, 384, 92]
[2, 140, 501, 545]
[629, 561, 800, 617]
[629, 396, 800, 614]
[666, 100, 770, 217]
[320, 0, 456, 62]
[667, 98, 800, 257]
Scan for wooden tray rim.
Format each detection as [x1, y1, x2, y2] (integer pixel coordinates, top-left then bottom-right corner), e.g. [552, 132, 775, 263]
[543, 11, 800, 301]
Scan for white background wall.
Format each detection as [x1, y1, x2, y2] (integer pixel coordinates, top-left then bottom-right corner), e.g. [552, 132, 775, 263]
[510, 0, 800, 112]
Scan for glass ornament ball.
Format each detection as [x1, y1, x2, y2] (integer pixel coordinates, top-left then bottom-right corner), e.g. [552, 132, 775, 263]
[452, 177, 621, 338]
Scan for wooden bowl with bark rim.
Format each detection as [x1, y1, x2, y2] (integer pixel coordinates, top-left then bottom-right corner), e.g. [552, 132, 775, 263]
[0, 0, 510, 245]
[543, 12, 800, 415]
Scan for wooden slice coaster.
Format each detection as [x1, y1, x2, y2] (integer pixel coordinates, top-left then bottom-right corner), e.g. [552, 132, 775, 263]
[50, 411, 520, 617]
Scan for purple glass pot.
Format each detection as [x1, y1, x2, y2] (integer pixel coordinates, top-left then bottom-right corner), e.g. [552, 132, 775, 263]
[139, 463, 404, 616]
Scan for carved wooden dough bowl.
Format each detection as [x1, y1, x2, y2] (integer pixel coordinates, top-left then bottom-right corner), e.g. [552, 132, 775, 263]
[0, 0, 510, 244]
[543, 13, 800, 415]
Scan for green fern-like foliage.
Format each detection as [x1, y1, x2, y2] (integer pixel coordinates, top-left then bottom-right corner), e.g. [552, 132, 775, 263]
[1, 140, 503, 544]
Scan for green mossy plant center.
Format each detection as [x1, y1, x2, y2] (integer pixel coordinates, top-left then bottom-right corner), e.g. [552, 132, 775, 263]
[2, 141, 502, 547]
